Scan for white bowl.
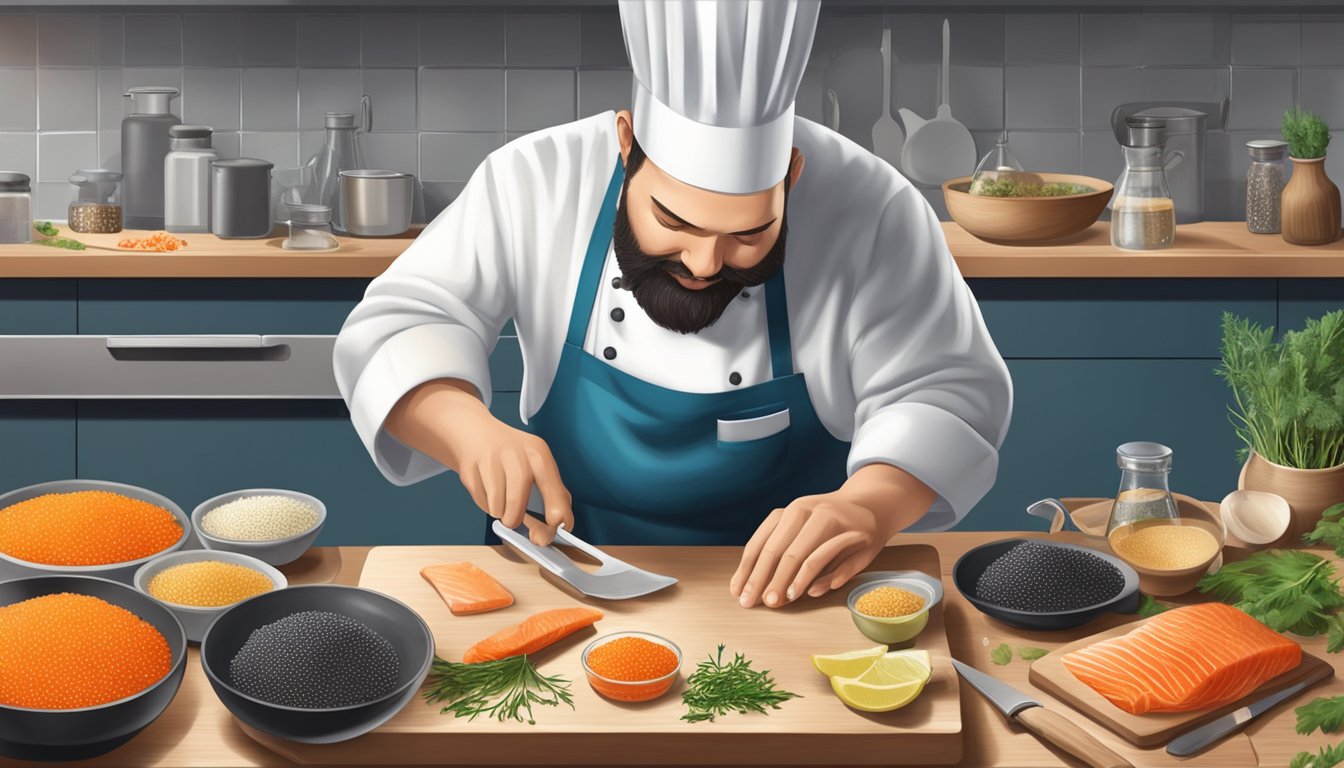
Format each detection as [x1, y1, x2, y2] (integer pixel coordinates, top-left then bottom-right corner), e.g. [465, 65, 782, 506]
[0, 480, 191, 584]
[1221, 489, 1292, 546]
[134, 549, 287, 644]
[191, 489, 326, 566]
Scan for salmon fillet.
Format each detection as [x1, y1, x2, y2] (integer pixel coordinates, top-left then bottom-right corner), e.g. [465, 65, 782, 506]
[463, 607, 604, 664]
[1062, 602, 1300, 715]
[420, 562, 514, 616]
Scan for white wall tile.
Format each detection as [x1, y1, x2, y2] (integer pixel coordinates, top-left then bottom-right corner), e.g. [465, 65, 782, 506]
[1006, 130, 1081, 174]
[1140, 14, 1230, 66]
[359, 132, 418, 176]
[38, 14, 97, 67]
[97, 14, 122, 67]
[1080, 14, 1140, 66]
[361, 12, 418, 68]
[1081, 67, 1141, 130]
[241, 67, 297, 131]
[507, 14, 580, 67]
[0, 131, 37, 180]
[419, 68, 503, 132]
[1228, 68, 1295, 131]
[580, 12, 627, 68]
[419, 13, 505, 68]
[239, 131, 297, 168]
[241, 12, 296, 67]
[183, 68, 241, 132]
[298, 68, 362, 131]
[1300, 69, 1344, 127]
[38, 68, 97, 131]
[1006, 14, 1079, 66]
[38, 131, 96, 182]
[1005, 65, 1080, 130]
[182, 13, 241, 67]
[0, 68, 36, 131]
[1231, 15, 1299, 67]
[578, 69, 631, 118]
[0, 15, 36, 67]
[297, 13, 360, 68]
[124, 14, 181, 67]
[951, 65, 1003, 130]
[506, 69, 574, 132]
[363, 69, 416, 133]
[1302, 15, 1344, 66]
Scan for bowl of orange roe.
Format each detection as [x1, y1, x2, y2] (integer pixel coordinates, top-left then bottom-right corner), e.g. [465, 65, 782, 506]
[0, 575, 187, 761]
[581, 631, 682, 703]
[134, 549, 287, 643]
[846, 571, 944, 645]
[0, 479, 191, 584]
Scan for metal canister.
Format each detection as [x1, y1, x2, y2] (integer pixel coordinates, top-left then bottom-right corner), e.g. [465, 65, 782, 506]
[210, 158, 273, 239]
[339, 170, 413, 237]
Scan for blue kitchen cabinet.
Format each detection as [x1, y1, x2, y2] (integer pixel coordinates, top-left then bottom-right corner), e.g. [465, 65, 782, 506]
[77, 279, 368, 334]
[0, 280, 77, 493]
[1277, 279, 1344, 332]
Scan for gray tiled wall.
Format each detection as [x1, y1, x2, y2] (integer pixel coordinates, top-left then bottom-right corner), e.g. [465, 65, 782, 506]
[0, 7, 1338, 222]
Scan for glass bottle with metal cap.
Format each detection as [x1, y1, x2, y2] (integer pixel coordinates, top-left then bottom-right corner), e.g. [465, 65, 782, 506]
[311, 97, 369, 233]
[1246, 139, 1287, 235]
[68, 169, 123, 234]
[1111, 116, 1179, 250]
[1105, 441, 1180, 537]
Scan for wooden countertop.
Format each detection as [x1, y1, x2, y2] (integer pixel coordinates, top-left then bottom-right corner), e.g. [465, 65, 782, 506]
[7, 531, 1335, 768]
[2, 222, 1343, 279]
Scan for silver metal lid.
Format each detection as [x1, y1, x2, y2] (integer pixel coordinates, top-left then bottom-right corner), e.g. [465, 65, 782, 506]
[169, 125, 212, 139]
[69, 169, 122, 184]
[1124, 116, 1167, 148]
[325, 112, 357, 129]
[1247, 139, 1288, 162]
[338, 169, 413, 179]
[0, 171, 30, 192]
[285, 203, 332, 225]
[1134, 106, 1207, 135]
[1116, 441, 1173, 472]
[212, 158, 273, 169]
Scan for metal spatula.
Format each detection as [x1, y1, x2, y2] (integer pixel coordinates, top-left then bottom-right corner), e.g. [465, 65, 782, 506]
[491, 517, 677, 600]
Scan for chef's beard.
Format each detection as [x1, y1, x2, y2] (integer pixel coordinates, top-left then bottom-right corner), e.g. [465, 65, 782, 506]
[612, 173, 788, 335]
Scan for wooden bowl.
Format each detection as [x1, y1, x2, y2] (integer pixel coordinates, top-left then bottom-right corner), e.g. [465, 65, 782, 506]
[1107, 497, 1226, 598]
[942, 173, 1113, 244]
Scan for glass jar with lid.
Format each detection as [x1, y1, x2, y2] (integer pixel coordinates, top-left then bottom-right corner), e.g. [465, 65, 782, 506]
[1246, 139, 1287, 235]
[282, 203, 339, 251]
[1111, 117, 1179, 250]
[68, 169, 123, 234]
[1105, 442, 1180, 537]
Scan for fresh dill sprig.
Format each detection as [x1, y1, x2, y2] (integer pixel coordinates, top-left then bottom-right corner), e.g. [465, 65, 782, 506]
[680, 644, 799, 723]
[422, 654, 573, 725]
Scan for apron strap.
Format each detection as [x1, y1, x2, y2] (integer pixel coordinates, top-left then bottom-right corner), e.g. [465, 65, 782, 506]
[764, 271, 794, 379]
[565, 160, 626, 348]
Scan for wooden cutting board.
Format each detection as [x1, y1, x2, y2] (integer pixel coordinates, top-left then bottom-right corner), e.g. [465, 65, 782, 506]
[1029, 618, 1334, 748]
[241, 544, 962, 766]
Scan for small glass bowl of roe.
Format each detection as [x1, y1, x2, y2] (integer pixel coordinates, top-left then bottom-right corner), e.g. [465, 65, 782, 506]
[846, 571, 944, 646]
[581, 631, 682, 702]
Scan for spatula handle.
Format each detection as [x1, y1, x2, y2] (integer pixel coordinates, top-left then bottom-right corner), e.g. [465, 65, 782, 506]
[1016, 707, 1133, 768]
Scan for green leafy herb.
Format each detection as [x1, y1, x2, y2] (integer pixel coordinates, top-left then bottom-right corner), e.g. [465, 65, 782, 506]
[1198, 549, 1344, 637]
[32, 220, 58, 237]
[1284, 107, 1332, 160]
[1329, 614, 1344, 654]
[1305, 504, 1344, 555]
[990, 643, 1013, 666]
[681, 644, 798, 723]
[33, 236, 85, 250]
[1138, 594, 1173, 618]
[1016, 646, 1048, 661]
[422, 654, 573, 725]
[1292, 741, 1344, 768]
[968, 177, 1094, 198]
[1298, 697, 1344, 735]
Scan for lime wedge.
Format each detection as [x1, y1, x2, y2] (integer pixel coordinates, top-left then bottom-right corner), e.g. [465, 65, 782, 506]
[859, 650, 932, 685]
[829, 649, 932, 712]
[810, 645, 888, 678]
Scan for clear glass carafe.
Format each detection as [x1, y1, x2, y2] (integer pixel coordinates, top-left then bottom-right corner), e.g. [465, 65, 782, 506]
[1105, 442, 1179, 538]
[310, 96, 370, 234]
[1111, 117, 1180, 251]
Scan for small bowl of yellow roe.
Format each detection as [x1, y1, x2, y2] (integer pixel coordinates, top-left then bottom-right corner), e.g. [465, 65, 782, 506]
[134, 550, 286, 643]
[846, 571, 944, 646]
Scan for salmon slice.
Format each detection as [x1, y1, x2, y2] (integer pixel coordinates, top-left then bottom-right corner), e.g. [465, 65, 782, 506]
[463, 607, 604, 664]
[420, 562, 514, 616]
[1062, 602, 1300, 715]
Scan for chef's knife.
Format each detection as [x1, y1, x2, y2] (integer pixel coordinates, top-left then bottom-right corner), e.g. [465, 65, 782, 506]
[1166, 662, 1334, 757]
[951, 659, 1133, 768]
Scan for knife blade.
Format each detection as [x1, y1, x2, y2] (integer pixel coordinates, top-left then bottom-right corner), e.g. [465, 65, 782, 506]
[1166, 663, 1334, 757]
[952, 659, 1133, 768]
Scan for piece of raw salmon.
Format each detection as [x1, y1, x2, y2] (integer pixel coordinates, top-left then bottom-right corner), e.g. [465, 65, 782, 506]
[420, 562, 514, 616]
[463, 606, 604, 663]
[1061, 602, 1300, 715]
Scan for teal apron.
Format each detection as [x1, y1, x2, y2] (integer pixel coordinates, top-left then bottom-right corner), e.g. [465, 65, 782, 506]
[508, 160, 850, 545]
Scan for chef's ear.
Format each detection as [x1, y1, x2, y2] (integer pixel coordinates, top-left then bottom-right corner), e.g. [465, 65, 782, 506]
[616, 110, 635, 167]
[788, 147, 805, 189]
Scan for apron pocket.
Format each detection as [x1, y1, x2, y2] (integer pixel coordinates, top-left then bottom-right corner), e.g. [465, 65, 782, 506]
[717, 406, 790, 443]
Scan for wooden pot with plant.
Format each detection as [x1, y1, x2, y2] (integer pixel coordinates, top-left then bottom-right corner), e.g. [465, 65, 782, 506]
[1218, 310, 1344, 540]
[1280, 107, 1341, 245]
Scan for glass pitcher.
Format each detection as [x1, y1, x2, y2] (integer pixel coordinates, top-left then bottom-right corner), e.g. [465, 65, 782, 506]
[1111, 117, 1181, 251]
[311, 95, 371, 233]
[1105, 442, 1180, 537]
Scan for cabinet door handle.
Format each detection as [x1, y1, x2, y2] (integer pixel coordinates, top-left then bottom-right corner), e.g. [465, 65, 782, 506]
[105, 335, 277, 350]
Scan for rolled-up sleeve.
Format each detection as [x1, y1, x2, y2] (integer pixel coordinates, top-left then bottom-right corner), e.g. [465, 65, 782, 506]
[333, 157, 516, 486]
[845, 187, 1013, 531]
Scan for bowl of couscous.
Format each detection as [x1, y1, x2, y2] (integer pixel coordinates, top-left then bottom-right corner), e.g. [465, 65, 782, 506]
[134, 549, 287, 643]
[846, 571, 943, 645]
[192, 489, 326, 566]
[0, 480, 192, 584]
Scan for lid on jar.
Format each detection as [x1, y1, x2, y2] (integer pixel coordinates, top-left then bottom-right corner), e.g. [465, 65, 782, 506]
[339, 169, 413, 179]
[124, 86, 179, 115]
[1116, 441, 1173, 472]
[213, 158, 273, 170]
[169, 124, 212, 139]
[69, 169, 122, 184]
[286, 203, 332, 225]
[1123, 116, 1167, 148]
[325, 112, 356, 129]
[0, 171, 31, 193]
[1247, 139, 1288, 162]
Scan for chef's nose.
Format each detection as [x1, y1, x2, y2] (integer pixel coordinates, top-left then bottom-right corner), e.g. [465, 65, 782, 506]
[680, 239, 722, 279]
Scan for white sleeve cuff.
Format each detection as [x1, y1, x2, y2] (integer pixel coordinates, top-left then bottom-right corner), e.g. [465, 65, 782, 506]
[347, 323, 493, 486]
[847, 401, 1000, 532]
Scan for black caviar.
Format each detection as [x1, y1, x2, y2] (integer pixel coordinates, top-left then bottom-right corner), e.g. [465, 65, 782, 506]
[974, 541, 1124, 612]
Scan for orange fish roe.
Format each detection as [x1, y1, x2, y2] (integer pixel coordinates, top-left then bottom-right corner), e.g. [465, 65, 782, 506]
[0, 593, 172, 709]
[855, 586, 925, 618]
[587, 636, 679, 682]
[147, 561, 274, 607]
[116, 232, 187, 251]
[0, 491, 183, 566]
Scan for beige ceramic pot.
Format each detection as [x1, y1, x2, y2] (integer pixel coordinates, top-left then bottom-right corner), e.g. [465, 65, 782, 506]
[1239, 452, 1344, 541]
[1281, 156, 1341, 245]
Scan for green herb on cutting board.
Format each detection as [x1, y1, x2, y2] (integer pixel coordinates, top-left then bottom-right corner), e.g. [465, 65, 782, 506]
[1138, 594, 1173, 618]
[1304, 505, 1344, 555]
[1297, 696, 1344, 735]
[681, 644, 798, 723]
[989, 643, 1013, 666]
[1016, 646, 1048, 661]
[422, 654, 573, 725]
[1198, 549, 1344, 639]
[1292, 741, 1344, 768]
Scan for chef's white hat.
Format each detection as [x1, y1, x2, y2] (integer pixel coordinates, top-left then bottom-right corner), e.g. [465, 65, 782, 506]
[619, 0, 821, 194]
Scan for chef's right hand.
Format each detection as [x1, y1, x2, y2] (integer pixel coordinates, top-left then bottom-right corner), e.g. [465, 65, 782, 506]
[386, 379, 575, 545]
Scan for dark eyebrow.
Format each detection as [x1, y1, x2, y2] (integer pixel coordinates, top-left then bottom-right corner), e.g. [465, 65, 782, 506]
[651, 196, 777, 237]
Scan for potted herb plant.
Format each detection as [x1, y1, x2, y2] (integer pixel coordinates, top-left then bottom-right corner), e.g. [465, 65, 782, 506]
[1217, 310, 1344, 540]
[1280, 107, 1341, 245]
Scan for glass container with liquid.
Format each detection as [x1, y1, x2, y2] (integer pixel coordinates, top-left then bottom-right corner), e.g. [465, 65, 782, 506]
[1105, 442, 1222, 579]
[1111, 117, 1179, 251]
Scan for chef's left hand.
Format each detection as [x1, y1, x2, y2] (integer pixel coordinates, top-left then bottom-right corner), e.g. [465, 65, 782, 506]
[730, 464, 936, 609]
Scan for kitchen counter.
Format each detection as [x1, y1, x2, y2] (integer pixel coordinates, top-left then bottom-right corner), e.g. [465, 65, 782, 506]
[5, 530, 1334, 768]
[2, 222, 1343, 278]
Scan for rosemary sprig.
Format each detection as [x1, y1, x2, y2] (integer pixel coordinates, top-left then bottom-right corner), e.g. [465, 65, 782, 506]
[681, 644, 799, 723]
[422, 654, 573, 725]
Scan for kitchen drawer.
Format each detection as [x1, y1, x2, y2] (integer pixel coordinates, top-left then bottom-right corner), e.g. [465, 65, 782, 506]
[963, 358, 1241, 531]
[0, 403, 75, 492]
[968, 279, 1276, 359]
[77, 279, 369, 335]
[0, 280, 75, 333]
[75, 394, 526, 546]
[1278, 279, 1344, 332]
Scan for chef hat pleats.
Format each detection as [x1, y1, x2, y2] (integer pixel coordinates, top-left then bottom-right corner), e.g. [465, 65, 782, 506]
[619, 0, 820, 194]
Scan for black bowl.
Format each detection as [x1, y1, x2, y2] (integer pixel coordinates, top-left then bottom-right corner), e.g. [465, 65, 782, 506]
[0, 575, 188, 761]
[953, 537, 1141, 631]
[200, 584, 434, 744]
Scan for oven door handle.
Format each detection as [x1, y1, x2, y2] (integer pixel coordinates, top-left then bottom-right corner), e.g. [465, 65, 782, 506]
[104, 335, 278, 350]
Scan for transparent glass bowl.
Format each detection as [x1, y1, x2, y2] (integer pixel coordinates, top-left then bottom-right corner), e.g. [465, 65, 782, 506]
[580, 631, 682, 703]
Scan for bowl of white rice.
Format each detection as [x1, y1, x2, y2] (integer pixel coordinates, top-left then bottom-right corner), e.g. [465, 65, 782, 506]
[192, 489, 326, 566]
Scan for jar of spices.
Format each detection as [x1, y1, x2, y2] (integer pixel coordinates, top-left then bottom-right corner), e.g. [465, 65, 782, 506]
[0, 171, 32, 244]
[68, 169, 123, 234]
[282, 203, 338, 251]
[1246, 140, 1287, 235]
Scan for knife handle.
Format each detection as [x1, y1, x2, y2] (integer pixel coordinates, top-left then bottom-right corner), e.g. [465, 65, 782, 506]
[1016, 707, 1133, 768]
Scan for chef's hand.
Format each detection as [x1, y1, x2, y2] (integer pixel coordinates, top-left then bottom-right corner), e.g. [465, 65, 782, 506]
[730, 464, 936, 608]
[385, 378, 575, 546]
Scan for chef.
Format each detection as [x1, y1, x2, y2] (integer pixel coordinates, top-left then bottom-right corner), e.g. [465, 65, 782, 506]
[334, 0, 1012, 609]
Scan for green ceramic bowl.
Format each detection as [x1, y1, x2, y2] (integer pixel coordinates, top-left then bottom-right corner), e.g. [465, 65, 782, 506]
[846, 571, 944, 645]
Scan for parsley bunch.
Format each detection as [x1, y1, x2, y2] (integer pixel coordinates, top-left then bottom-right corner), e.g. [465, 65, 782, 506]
[1197, 549, 1344, 650]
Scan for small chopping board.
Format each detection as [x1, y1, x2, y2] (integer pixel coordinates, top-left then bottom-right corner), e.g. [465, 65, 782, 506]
[1029, 618, 1334, 748]
[241, 544, 962, 766]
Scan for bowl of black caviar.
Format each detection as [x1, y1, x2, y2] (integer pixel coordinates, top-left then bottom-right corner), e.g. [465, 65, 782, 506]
[953, 538, 1140, 630]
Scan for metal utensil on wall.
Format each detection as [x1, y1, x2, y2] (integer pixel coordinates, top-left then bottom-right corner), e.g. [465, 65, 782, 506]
[899, 19, 976, 187]
[871, 28, 904, 169]
[826, 89, 841, 133]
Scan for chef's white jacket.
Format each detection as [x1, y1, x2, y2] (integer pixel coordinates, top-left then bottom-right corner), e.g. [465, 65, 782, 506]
[333, 112, 1013, 531]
